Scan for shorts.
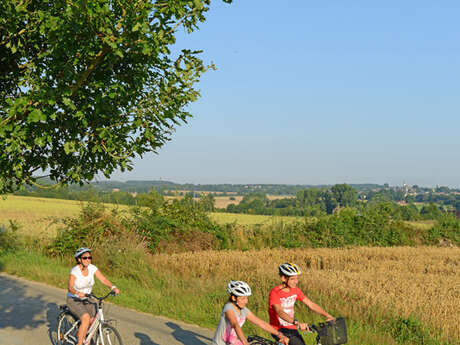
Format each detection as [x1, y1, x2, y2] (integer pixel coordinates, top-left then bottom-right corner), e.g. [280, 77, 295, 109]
[66, 296, 97, 319]
[272, 328, 306, 345]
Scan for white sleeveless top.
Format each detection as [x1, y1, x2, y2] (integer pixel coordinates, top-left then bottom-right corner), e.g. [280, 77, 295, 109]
[67, 264, 98, 298]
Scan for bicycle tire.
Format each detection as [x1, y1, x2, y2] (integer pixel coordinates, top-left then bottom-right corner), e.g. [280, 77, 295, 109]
[57, 311, 79, 345]
[96, 323, 123, 345]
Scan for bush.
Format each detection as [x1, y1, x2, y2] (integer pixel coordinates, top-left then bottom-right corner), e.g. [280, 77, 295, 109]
[0, 221, 21, 253]
[424, 213, 460, 246]
[50, 203, 124, 257]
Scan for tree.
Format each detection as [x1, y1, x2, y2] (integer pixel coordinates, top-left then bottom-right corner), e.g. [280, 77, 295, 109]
[0, 0, 231, 193]
[331, 184, 358, 208]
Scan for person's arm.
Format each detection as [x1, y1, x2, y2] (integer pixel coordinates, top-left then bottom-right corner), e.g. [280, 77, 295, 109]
[272, 303, 309, 331]
[225, 309, 249, 345]
[247, 311, 289, 345]
[68, 274, 85, 299]
[95, 269, 120, 294]
[302, 296, 334, 321]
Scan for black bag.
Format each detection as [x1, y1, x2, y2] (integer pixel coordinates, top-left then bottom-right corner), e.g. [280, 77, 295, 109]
[312, 317, 348, 345]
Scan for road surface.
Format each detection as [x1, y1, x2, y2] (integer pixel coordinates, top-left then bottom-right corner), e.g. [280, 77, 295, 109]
[0, 273, 214, 345]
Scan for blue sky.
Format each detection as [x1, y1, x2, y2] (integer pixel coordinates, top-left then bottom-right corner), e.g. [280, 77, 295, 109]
[110, 1, 460, 188]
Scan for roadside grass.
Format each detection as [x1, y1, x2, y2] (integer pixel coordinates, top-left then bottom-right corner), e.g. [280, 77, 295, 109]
[1, 246, 458, 345]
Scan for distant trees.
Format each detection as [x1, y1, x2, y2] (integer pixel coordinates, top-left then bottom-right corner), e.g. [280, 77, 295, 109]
[227, 184, 359, 216]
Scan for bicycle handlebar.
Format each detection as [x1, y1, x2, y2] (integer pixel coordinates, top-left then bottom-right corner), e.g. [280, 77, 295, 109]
[85, 290, 117, 301]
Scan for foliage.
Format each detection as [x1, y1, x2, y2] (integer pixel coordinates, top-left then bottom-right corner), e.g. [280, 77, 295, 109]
[126, 193, 223, 252]
[424, 213, 460, 246]
[0, 0, 231, 193]
[0, 220, 21, 253]
[50, 203, 123, 257]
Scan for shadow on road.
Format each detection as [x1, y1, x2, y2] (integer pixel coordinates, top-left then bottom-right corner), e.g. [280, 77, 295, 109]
[134, 332, 161, 345]
[0, 274, 48, 330]
[46, 302, 61, 345]
[165, 322, 212, 345]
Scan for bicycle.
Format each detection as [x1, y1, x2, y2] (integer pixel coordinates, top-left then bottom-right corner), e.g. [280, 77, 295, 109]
[57, 290, 123, 345]
[248, 317, 347, 345]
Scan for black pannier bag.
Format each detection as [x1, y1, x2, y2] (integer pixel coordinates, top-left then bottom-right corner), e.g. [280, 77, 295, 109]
[311, 317, 348, 345]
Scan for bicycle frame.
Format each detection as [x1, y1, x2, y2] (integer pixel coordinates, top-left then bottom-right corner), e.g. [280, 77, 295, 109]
[59, 290, 116, 345]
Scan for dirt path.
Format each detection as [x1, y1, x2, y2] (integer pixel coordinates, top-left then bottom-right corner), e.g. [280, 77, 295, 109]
[0, 273, 214, 345]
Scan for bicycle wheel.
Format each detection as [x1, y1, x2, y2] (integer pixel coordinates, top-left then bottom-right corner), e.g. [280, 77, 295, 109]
[57, 312, 79, 345]
[96, 324, 123, 345]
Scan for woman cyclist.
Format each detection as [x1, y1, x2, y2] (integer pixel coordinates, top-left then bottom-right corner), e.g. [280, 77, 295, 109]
[66, 247, 119, 345]
[212, 280, 289, 345]
[268, 263, 334, 345]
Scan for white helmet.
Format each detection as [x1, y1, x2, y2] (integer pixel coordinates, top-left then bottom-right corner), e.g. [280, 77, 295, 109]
[227, 280, 252, 297]
[74, 247, 91, 259]
[279, 263, 301, 276]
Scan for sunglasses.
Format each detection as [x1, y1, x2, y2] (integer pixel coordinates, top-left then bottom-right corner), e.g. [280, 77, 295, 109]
[81, 256, 92, 260]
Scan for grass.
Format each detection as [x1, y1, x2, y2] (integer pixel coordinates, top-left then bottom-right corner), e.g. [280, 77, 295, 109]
[404, 220, 436, 230]
[1, 246, 458, 345]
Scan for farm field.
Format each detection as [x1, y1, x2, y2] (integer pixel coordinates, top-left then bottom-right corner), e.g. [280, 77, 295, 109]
[153, 246, 460, 343]
[0, 195, 129, 237]
[209, 212, 300, 225]
[165, 195, 244, 208]
[0, 195, 299, 236]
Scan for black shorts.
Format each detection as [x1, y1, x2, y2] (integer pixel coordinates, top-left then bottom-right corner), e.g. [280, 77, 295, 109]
[272, 328, 306, 345]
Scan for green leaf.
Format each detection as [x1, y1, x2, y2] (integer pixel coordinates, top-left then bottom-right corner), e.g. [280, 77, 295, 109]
[64, 141, 76, 154]
[132, 23, 142, 32]
[28, 109, 45, 123]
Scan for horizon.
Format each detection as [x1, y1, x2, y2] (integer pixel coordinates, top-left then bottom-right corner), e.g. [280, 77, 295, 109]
[94, 178, 457, 190]
[109, 1, 460, 189]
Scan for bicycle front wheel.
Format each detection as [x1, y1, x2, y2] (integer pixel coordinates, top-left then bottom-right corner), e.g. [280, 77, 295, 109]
[96, 324, 123, 345]
[57, 312, 79, 345]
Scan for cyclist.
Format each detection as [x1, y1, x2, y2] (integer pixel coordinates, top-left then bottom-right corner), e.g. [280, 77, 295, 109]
[268, 263, 334, 345]
[66, 247, 119, 345]
[212, 280, 289, 345]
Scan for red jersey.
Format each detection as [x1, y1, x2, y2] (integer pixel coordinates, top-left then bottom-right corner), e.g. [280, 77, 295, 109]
[268, 285, 306, 330]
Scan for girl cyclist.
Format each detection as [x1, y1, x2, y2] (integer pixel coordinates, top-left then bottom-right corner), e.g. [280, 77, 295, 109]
[268, 263, 334, 345]
[212, 280, 289, 345]
[66, 247, 119, 345]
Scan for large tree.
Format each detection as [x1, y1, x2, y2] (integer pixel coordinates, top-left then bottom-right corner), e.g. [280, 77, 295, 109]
[0, 0, 231, 193]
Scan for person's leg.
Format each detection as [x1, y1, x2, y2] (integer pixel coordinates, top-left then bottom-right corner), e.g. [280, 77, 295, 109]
[77, 313, 90, 345]
[66, 297, 90, 345]
[83, 300, 97, 325]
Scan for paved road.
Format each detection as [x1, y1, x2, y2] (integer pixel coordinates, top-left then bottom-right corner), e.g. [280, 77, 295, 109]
[0, 273, 214, 345]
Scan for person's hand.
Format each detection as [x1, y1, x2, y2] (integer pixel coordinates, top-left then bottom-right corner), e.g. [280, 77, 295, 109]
[113, 287, 120, 295]
[298, 322, 310, 332]
[279, 334, 290, 345]
[326, 316, 335, 322]
[77, 292, 86, 299]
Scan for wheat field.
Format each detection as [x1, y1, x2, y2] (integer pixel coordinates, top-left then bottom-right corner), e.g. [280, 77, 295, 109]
[152, 246, 460, 342]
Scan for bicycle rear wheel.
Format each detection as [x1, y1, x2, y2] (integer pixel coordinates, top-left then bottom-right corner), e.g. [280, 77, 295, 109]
[96, 324, 123, 345]
[57, 312, 79, 345]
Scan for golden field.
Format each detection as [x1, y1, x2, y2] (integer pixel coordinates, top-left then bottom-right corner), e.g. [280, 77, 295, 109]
[152, 246, 460, 342]
[0, 195, 297, 235]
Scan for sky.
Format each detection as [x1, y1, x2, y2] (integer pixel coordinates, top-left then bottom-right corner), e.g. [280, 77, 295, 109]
[109, 0, 460, 188]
